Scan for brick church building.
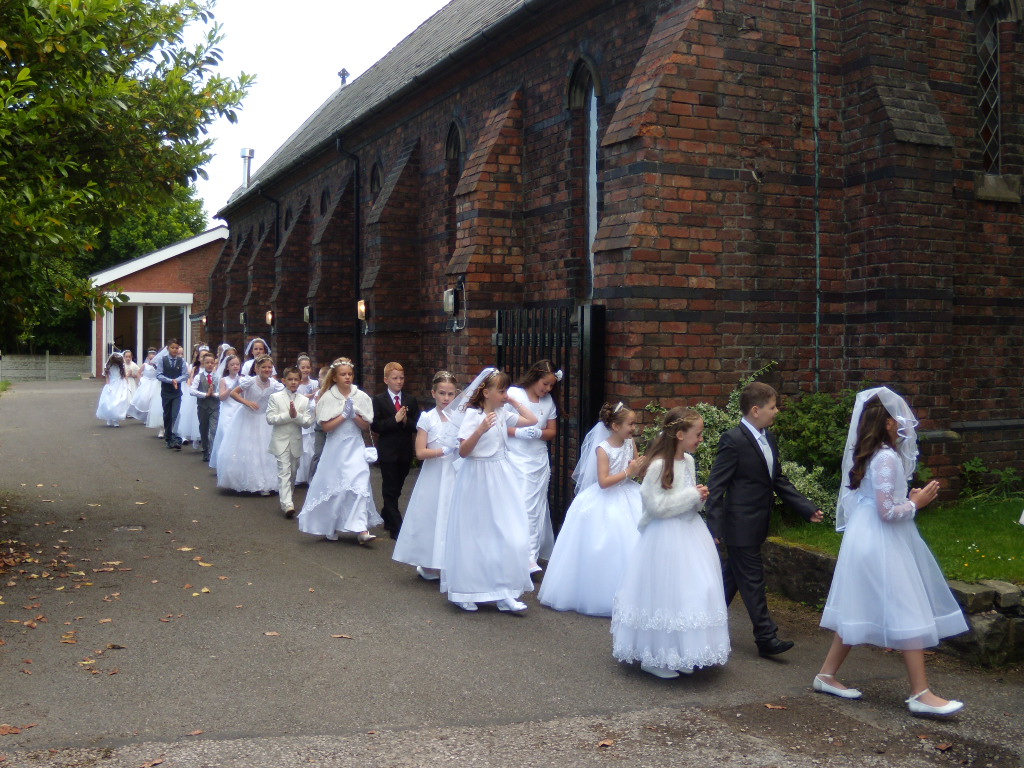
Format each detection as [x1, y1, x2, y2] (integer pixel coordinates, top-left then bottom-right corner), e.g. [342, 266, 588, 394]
[208, 0, 1023, 507]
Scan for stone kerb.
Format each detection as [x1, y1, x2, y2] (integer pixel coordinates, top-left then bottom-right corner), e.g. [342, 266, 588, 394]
[763, 539, 1024, 667]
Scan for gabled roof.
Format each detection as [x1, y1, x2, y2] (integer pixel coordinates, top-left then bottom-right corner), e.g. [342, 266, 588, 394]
[90, 226, 229, 287]
[219, 0, 541, 215]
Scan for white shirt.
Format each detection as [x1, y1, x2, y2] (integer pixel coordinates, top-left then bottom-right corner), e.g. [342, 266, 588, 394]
[741, 417, 773, 476]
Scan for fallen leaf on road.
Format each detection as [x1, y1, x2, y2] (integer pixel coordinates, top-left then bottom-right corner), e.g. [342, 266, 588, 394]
[21, 670, 31, 675]
[263, 631, 280, 636]
[135, 502, 148, 506]
[177, 547, 194, 552]
[331, 634, 353, 639]
[218, 576, 229, 580]
[192, 486, 200, 491]
[140, 759, 164, 768]
[98, 619, 112, 624]
[936, 743, 954, 752]
[200, 587, 211, 593]
[597, 739, 615, 748]
[107, 644, 126, 650]
[0, 725, 21, 735]
[187, 730, 203, 736]
[40, 500, 54, 503]
[764, 704, 788, 710]
[87, 504, 102, 507]
[109, 669, 119, 675]
[309, 588, 315, 593]
[23, 621, 37, 629]
[197, 562, 213, 567]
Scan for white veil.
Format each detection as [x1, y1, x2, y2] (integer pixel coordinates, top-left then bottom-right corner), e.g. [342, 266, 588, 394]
[442, 367, 496, 429]
[572, 420, 612, 495]
[835, 386, 919, 531]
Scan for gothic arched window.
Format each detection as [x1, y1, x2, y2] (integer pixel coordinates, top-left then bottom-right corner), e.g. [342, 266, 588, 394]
[976, 0, 1002, 173]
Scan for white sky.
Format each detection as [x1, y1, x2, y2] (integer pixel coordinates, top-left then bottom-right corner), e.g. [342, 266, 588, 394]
[192, 0, 450, 224]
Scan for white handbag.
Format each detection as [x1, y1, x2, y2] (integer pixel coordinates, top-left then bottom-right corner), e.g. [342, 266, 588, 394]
[364, 430, 378, 464]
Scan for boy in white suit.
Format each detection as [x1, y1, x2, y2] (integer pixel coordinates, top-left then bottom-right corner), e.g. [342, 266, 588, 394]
[266, 368, 315, 517]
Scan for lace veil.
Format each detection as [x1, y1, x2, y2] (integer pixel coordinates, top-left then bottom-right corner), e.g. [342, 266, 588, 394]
[442, 367, 495, 429]
[835, 386, 919, 531]
[572, 420, 612, 494]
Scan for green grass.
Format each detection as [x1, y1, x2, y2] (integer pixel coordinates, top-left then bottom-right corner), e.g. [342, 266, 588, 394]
[772, 497, 1024, 585]
[0, 381, 10, 394]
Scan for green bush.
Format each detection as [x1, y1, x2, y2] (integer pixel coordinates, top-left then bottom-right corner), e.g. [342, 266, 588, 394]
[773, 388, 859, 491]
[961, 456, 1023, 499]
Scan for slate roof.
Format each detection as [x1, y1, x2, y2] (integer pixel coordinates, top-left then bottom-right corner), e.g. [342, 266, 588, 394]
[220, 0, 540, 215]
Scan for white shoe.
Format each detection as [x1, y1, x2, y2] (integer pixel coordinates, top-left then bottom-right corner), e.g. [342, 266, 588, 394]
[259, 490, 271, 496]
[357, 531, 376, 545]
[455, 601, 478, 612]
[906, 689, 964, 716]
[112, 421, 120, 427]
[640, 664, 680, 679]
[814, 674, 863, 699]
[497, 598, 527, 612]
[528, 559, 542, 574]
[416, 566, 440, 581]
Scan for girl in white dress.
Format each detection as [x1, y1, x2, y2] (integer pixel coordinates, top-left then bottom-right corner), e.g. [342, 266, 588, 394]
[612, 407, 730, 679]
[209, 355, 242, 469]
[392, 371, 460, 580]
[538, 402, 645, 616]
[216, 355, 283, 494]
[506, 360, 560, 572]
[127, 349, 160, 424]
[442, 368, 538, 613]
[294, 353, 319, 485]
[240, 337, 271, 376]
[123, 350, 140, 401]
[95, 352, 131, 427]
[297, 357, 381, 543]
[174, 344, 205, 449]
[816, 388, 967, 715]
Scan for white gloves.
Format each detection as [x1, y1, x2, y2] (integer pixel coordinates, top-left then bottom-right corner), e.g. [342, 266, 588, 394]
[342, 397, 354, 418]
[515, 426, 541, 440]
[440, 445, 457, 457]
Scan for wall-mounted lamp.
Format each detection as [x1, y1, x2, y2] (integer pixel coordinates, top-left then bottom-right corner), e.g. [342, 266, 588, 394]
[357, 299, 367, 322]
[265, 310, 274, 326]
[303, 305, 312, 323]
[200, 315, 207, 327]
[239, 311, 247, 326]
[446, 276, 467, 331]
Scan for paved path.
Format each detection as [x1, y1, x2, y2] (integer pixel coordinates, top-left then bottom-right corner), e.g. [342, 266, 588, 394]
[0, 382, 1021, 767]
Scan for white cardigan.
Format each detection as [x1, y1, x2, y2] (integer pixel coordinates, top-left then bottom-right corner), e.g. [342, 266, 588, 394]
[638, 455, 704, 531]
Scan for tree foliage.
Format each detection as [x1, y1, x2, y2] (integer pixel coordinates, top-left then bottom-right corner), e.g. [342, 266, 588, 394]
[0, 0, 253, 346]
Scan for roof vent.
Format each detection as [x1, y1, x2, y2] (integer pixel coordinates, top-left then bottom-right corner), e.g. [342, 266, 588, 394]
[240, 148, 255, 188]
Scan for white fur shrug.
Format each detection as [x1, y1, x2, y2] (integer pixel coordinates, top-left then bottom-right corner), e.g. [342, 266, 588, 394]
[638, 455, 704, 531]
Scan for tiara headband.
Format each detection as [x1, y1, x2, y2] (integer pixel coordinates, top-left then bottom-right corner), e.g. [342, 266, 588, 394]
[612, 401, 625, 414]
[330, 357, 354, 370]
[554, 369, 564, 382]
[253, 354, 274, 366]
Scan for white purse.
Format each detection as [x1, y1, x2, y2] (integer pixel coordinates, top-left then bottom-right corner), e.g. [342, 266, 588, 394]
[364, 430, 378, 464]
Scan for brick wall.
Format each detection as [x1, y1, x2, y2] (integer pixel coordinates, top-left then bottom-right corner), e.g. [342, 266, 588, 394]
[214, 0, 1024, 487]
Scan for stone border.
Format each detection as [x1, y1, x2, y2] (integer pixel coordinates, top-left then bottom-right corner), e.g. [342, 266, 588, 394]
[763, 538, 1024, 667]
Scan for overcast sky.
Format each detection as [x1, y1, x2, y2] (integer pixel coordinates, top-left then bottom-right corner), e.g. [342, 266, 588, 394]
[192, 0, 450, 225]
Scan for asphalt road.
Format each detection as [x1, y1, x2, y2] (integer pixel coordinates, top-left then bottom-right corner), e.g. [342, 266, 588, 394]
[0, 381, 1021, 768]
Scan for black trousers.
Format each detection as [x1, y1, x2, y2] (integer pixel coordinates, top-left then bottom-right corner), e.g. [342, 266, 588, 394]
[722, 544, 778, 644]
[161, 389, 182, 446]
[378, 459, 411, 537]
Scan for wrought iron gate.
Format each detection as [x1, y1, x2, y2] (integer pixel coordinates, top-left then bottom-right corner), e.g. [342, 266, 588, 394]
[494, 304, 605, 530]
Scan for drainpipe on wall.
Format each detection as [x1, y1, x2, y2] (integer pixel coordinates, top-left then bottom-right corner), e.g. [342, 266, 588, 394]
[811, 0, 822, 390]
[335, 137, 363, 381]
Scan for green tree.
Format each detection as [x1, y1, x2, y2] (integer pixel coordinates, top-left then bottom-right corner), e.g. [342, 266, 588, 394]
[0, 0, 252, 347]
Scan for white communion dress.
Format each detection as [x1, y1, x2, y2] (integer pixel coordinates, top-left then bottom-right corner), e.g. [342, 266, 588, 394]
[442, 408, 533, 604]
[505, 386, 556, 565]
[612, 455, 731, 672]
[538, 438, 642, 616]
[297, 385, 383, 537]
[215, 376, 284, 493]
[820, 446, 968, 649]
[209, 375, 241, 469]
[127, 362, 163, 428]
[392, 408, 459, 571]
[95, 366, 131, 423]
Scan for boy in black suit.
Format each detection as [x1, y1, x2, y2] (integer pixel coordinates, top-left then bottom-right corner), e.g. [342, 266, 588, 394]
[371, 362, 421, 539]
[706, 382, 823, 657]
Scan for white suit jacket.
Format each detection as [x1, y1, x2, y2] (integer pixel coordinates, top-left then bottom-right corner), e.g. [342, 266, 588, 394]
[266, 390, 314, 456]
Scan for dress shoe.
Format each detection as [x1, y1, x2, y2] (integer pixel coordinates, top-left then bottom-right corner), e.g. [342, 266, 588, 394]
[640, 664, 680, 679]
[497, 598, 527, 612]
[284, 507, 295, 519]
[357, 531, 376, 545]
[906, 689, 964, 716]
[813, 674, 862, 699]
[757, 638, 794, 657]
[202, 454, 210, 462]
[416, 566, 440, 581]
[455, 601, 478, 612]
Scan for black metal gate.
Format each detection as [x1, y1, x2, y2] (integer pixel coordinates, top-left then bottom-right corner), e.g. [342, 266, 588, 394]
[494, 304, 605, 530]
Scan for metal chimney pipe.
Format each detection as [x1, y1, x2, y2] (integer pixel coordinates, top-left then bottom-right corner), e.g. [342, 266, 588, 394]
[240, 148, 255, 188]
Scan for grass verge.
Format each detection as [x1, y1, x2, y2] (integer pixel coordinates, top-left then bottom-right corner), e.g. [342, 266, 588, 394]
[773, 497, 1024, 584]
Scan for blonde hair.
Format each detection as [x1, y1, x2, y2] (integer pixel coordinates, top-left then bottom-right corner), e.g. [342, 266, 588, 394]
[319, 357, 354, 399]
[467, 370, 510, 409]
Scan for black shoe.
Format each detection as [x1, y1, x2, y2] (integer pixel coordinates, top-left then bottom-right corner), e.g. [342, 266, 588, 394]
[166, 442, 174, 449]
[757, 638, 794, 657]
[202, 454, 210, 462]
[173, 442, 182, 451]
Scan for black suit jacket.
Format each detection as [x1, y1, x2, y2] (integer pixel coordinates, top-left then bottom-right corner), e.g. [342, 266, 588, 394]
[371, 390, 421, 464]
[705, 424, 817, 547]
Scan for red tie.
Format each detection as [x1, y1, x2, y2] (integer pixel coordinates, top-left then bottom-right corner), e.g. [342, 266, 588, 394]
[207, 374, 213, 388]
[394, 395, 401, 411]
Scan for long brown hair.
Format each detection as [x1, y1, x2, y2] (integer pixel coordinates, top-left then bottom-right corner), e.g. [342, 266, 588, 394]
[847, 397, 892, 490]
[516, 359, 559, 391]
[642, 407, 702, 489]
